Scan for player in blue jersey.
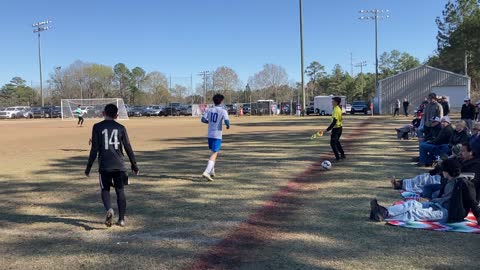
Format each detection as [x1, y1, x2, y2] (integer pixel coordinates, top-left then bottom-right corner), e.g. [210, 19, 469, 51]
[201, 94, 230, 181]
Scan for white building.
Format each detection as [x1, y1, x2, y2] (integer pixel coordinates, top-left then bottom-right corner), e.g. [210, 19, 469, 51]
[374, 65, 470, 114]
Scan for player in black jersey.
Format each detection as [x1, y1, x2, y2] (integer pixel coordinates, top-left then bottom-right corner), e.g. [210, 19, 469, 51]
[85, 104, 139, 227]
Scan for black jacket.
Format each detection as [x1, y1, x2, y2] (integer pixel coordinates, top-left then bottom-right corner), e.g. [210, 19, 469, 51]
[412, 119, 421, 128]
[438, 175, 480, 222]
[461, 103, 476, 120]
[461, 158, 480, 201]
[86, 120, 137, 173]
[428, 125, 453, 145]
[425, 124, 442, 141]
[441, 102, 450, 116]
[449, 129, 470, 146]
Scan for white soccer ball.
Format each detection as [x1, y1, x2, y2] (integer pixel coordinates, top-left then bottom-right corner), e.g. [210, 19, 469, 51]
[321, 160, 332, 170]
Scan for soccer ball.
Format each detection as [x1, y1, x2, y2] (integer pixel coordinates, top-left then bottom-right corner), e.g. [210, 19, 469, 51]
[321, 160, 332, 170]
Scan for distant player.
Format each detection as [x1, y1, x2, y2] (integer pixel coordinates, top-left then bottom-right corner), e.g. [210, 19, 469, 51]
[201, 94, 230, 181]
[323, 96, 345, 162]
[85, 104, 139, 227]
[75, 105, 85, 127]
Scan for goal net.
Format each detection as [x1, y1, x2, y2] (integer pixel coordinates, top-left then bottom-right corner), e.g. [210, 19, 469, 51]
[61, 98, 129, 120]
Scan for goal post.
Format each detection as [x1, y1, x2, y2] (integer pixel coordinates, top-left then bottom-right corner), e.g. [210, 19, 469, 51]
[60, 98, 129, 120]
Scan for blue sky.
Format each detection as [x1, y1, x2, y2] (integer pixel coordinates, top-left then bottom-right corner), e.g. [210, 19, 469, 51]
[0, 0, 447, 89]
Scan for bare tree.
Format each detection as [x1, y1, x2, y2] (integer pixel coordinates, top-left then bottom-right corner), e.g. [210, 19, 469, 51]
[144, 71, 170, 104]
[171, 84, 187, 102]
[248, 64, 288, 101]
[212, 66, 240, 103]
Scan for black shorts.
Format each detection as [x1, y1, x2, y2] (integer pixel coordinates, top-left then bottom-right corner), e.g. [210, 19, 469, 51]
[99, 171, 128, 190]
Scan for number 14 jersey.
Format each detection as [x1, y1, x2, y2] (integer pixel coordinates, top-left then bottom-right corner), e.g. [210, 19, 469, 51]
[204, 106, 229, 139]
[87, 120, 137, 172]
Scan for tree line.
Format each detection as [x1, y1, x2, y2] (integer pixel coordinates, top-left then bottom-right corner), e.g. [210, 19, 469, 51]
[0, 51, 419, 107]
[428, 0, 480, 98]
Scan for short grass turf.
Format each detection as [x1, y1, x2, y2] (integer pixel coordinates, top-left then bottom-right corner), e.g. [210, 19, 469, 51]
[0, 115, 478, 270]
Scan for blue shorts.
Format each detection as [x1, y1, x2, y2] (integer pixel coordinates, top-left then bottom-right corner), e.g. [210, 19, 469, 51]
[208, 138, 222, 152]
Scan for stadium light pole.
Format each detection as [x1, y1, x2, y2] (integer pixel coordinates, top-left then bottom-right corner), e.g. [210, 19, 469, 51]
[359, 9, 389, 94]
[299, 0, 306, 116]
[32, 20, 52, 107]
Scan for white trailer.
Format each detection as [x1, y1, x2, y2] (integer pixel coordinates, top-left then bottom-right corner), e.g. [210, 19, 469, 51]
[313, 95, 346, 115]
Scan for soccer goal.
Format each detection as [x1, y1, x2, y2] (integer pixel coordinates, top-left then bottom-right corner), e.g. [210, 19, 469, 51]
[60, 98, 129, 120]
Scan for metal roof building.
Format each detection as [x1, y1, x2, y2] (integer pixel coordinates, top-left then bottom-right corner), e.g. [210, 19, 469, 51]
[373, 65, 470, 115]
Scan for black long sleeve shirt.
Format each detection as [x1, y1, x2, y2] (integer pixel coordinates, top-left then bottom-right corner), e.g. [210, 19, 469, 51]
[86, 120, 137, 173]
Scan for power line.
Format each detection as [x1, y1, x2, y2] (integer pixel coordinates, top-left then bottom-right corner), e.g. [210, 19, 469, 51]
[354, 61, 367, 74]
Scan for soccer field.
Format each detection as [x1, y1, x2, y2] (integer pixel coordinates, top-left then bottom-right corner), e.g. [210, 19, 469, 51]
[0, 116, 479, 270]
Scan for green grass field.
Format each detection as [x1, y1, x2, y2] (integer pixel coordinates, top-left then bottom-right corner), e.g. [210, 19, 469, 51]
[0, 115, 479, 270]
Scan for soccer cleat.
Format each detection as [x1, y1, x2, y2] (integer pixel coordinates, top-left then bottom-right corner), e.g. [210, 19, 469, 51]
[202, 172, 214, 181]
[105, 208, 114, 227]
[116, 220, 126, 227]
[210, 173, 216, 178]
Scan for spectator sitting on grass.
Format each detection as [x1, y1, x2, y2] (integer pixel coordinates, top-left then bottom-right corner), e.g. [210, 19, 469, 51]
[395, 113, 422, 140]
[392, 143, 479, 199]
[371, 159, 480, 224]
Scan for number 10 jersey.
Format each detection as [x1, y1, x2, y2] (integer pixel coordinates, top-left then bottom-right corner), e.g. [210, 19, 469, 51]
[203, 106, 229, 139]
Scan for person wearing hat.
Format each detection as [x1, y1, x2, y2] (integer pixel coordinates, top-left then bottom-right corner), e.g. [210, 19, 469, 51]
[418, 116, 453, 166]
[461, 97, 476, 131]
[436, 118, 469, 159]
[421, 93, 443, 140]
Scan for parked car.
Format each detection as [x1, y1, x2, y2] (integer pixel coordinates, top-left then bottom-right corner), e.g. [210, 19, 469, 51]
[345, 103, 352, 114]
[350, 101, 369, 115]
[225, 104, 238, 115]
[145, 105, 166, 116]
[0, 106, 27, 119]
[306, 102, 314, 115]
[178, 105, 192, 116]
[163, 106, 180, 116]
[43, 106, 62, 118]
[30, 107, 45, 118]
[23, 108, 34, 119]
[128, 106, 145, 117]
[242, 103, 251, 115]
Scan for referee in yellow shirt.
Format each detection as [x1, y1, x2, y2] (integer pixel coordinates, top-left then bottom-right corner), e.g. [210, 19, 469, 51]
[324, 96, 345, 161]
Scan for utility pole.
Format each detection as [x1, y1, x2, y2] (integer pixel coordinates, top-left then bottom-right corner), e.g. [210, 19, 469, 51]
[299, 0, 305, 116]
[350, 52, 354, 76]
[190, 74, 193, 105]
[464, 51, 469, 76]
[198, 71, 210, 104]
[359, 9, 389, 94]
[32, 20, 51, 107]
[355, 61, 367, 74]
